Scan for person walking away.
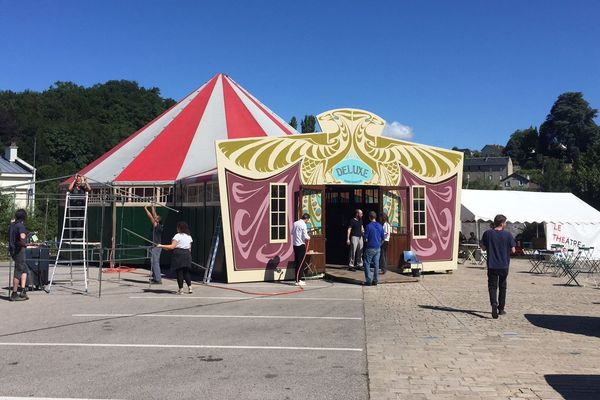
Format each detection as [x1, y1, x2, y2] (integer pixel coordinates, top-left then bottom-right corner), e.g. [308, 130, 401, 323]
[144, 205, 163, 284]
[480, 214, 516, 319]
[292, 213, 311, 286]
[347, 209, 364, 271]
[380, 214, 391, 274]
[67, 174, 91, 240]
[363, 211, 385, 286]
[8, 209, 29, 301]
[158, 221, 193, 294]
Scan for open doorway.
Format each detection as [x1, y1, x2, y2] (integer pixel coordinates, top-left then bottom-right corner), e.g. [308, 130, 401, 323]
[325, 186, 380, 266]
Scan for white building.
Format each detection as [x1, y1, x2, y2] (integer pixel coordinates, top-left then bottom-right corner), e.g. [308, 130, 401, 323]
[0, 144, 35, 209]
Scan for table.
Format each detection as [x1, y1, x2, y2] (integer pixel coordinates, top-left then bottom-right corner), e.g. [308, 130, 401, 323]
[460, 244, 479, 264]
[304, 250, 324, 276]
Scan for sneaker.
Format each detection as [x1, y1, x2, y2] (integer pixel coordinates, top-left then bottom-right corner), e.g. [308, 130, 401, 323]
[491, 304, 499, 319]
[149, 279, 162, 284]
[10, 292, 22, 302]
[19, 291, 29, 300]
[176, 289, 183, 295]
[363, 281, 372, 286]
[348, 267, 356, 272]
[188, 286, 193, 294]
[295, 281, 306, 286]
[371, 281, 378, 286]
[498, 309, 506, 316]
[380, 269, 387, 275]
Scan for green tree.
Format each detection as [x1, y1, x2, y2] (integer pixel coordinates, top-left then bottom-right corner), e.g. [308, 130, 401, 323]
[300, 115, 316, 133]
[503, 127, 538, 167]
[538, 92, 600, 160]
[0, 80, 175, 181]
[572, 139, 600, 209]
[539, 158, 571, 192]
[289, 116, 297, 130]
[462, 178, 499, 190]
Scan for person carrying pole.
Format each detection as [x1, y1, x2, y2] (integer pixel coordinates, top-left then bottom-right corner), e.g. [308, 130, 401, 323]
[158, 221, 193, 295]
[144, 205, 163, 284]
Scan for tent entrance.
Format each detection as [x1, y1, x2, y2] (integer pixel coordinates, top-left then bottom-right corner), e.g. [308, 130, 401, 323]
[324, 186, 380, 266]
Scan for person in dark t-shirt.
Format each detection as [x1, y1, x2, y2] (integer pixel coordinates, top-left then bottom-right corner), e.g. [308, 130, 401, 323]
[480, 214, 516, 319]
[8, 209, 29, 301]
[346, 209, 364, 271]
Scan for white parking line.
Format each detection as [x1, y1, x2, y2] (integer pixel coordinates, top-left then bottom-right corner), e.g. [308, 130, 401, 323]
[128, 296, 363, 301]
[0, 398, 123, 400]
[72, 313, 362, 320]
[0, 342, 363, 352]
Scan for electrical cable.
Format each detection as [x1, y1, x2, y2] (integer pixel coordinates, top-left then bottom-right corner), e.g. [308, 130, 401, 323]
[124, 227, 306, 296]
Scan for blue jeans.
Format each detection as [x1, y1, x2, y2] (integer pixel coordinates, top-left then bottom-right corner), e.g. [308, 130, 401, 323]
[150, 247, 162, 282]
[363, 247, 380, 284]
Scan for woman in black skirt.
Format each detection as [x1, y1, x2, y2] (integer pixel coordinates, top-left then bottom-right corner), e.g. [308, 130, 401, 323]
[158, 221, 193, 294]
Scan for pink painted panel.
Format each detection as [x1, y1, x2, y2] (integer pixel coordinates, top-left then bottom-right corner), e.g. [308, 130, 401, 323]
[226, 165, 301, 270]
[401, 169, 458, 261]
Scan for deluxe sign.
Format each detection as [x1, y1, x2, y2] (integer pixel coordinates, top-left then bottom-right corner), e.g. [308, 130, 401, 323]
[332, 158, 373, 184]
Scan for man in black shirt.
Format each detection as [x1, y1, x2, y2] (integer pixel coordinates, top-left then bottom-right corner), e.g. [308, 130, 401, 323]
[346, 209, 364, 271]
[8, 209, 29, 301]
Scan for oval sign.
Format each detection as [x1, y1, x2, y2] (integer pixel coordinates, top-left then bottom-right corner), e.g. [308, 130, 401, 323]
[332, 158, 373, 184]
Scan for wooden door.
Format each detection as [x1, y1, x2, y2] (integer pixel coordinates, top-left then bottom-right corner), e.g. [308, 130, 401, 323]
[380, 187, 410, 267]
[297, 186, 326, 273]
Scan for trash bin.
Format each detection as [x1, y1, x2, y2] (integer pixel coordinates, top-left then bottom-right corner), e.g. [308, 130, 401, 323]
[25, 246, 50, 290]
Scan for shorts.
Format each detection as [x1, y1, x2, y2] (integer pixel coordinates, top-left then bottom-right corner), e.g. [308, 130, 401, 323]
[12, 250, 29, 276]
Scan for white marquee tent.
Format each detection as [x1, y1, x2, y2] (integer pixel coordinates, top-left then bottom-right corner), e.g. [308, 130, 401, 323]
[461, 190, 600, 253]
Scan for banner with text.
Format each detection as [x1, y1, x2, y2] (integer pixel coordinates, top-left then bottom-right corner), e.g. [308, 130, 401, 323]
[545, 223, 600, 256]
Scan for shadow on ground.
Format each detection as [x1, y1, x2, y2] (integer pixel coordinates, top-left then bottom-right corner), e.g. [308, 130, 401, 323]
[545, 375, 600, 400]
[419, 304, 489, 319]
[143, 288, 174, 294]
[525, 314, 600, 337]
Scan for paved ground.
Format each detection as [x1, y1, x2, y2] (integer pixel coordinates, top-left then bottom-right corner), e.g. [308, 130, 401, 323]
[0, 259, 598, 399]
[0, 266, 367, 400]
[365, 259, 600, 400]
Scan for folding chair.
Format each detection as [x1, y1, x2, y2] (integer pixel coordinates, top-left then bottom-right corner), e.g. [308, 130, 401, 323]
[559, 251, 582, 286]
[404, 251, 423, 279]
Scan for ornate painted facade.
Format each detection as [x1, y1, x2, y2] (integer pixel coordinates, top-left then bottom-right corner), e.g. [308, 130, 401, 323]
[216, 109, 463, 282]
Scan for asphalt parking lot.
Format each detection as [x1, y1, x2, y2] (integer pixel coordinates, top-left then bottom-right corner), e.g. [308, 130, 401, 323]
[0, 267, 368, 400]
[1, 259, 599, 400]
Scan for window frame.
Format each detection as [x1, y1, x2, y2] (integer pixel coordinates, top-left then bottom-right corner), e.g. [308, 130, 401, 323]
[411, 185, 427, 239]
[269, 183, 288, 243]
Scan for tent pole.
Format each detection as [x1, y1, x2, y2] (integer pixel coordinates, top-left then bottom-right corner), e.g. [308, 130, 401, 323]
[111, 187, 117, 268]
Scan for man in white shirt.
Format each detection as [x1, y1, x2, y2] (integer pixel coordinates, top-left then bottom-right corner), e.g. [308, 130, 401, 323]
[292, 213, 311, 286]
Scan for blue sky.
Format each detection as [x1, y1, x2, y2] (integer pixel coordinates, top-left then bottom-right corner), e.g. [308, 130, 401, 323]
[1, 0, 599, 149]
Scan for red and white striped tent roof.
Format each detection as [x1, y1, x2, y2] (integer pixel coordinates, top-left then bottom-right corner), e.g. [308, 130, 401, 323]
[78, 73, 297, 185]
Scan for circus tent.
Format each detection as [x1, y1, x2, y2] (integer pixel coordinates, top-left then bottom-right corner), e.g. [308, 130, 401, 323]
[77, 73, 297, 185]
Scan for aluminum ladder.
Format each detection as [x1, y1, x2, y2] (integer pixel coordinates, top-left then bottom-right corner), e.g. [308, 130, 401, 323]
[47, 192, 89, 293]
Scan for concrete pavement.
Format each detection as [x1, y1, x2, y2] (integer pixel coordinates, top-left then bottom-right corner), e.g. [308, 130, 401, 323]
[1, 259, 598, 399]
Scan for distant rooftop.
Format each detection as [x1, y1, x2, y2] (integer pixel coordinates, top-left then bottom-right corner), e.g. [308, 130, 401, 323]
[464, 157, 511, 167]
[0, 157, 32, 174]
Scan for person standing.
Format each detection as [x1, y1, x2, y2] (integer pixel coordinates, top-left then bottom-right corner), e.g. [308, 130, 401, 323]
[292, 213, 311, 286]
[347, 209, 364, 271]
[363, 211, 385, 286]
[144, 205, 163, 284]
[8, 209, 29, 301]
[158, 221, 193, 295]
[380, 214, 391, 275]
[480, 214, 516, 319]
